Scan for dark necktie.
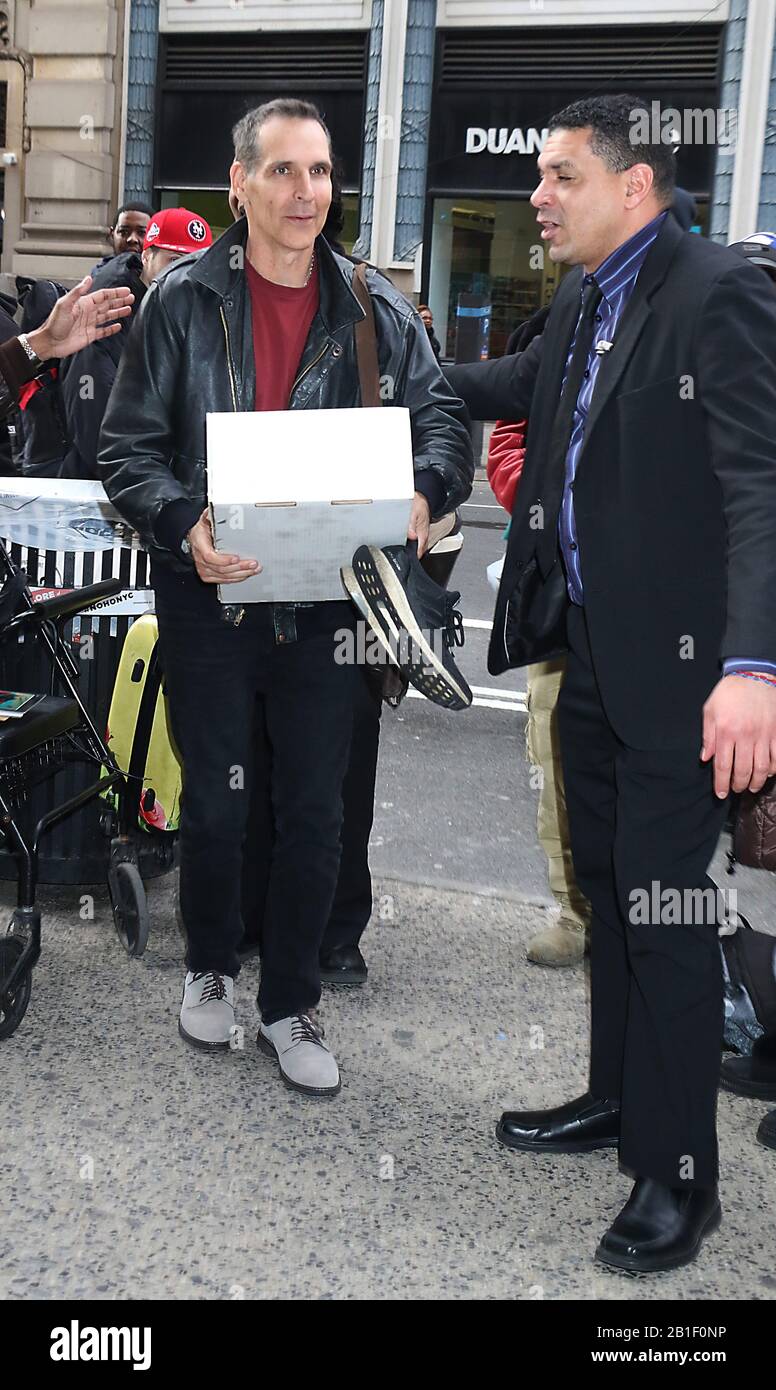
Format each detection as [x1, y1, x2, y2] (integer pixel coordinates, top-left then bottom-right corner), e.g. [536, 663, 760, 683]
[536, 277, 603, 576]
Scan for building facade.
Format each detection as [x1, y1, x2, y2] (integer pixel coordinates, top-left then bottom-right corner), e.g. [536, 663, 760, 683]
[7, 0, 776, 355]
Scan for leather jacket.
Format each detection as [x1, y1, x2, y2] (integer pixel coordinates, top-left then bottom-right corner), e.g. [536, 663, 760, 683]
[97, 220, 474, 575]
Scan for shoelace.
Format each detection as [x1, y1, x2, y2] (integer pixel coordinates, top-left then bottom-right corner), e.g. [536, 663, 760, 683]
[192, 971, 227, 1004]
[290, 1013, 326, 1048]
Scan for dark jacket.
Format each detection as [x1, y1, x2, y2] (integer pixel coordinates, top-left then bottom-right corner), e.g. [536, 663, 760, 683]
[59, 252, 146, 479]
[97, 222, 473, 572]
[11, 277, 69, 476]
[445, 212, 776, 748]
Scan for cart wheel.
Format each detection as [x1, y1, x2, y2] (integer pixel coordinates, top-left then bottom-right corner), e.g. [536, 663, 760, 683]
[0, 937, 33, 1040]
[109, 862, 150, 959]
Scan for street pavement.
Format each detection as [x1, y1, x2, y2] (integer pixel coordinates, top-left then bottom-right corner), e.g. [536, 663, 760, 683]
[370, 477, 549, 901]
[2, 872, 774, 1302]
[1, 474, 775, 1301]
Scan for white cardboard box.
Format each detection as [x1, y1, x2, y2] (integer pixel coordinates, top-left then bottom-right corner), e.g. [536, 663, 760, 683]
[206, 407, 414, 603]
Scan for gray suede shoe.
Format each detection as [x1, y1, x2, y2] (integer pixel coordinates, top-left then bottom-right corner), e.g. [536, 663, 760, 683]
[179, 971, 235, 1051]
[257, 1013, 341, 1096]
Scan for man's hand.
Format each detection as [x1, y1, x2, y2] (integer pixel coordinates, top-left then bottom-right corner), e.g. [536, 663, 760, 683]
[28, 277, 134, 361]
[407, 492, 431, 558]
[701, 675, 776, 798]
[188, 510, 261, 585]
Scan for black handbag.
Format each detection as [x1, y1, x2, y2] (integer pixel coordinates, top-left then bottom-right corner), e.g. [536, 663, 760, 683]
[720, 917, 776, 1054]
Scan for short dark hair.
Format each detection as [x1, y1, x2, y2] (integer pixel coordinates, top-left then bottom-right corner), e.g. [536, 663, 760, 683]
[547, 94, 676, 204]
[112, 201, 153, 227]
[232, 99, 333, 173]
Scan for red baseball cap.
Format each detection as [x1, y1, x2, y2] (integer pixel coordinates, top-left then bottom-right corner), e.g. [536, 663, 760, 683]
[143, 208, 213, 255]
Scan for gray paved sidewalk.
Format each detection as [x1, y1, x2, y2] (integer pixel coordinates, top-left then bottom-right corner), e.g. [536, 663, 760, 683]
[1, 873, 774, 1301]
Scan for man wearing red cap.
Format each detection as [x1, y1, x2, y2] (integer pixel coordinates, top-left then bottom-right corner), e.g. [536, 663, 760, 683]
[141, 208, 213, 282]
[59, 207, 213, 477]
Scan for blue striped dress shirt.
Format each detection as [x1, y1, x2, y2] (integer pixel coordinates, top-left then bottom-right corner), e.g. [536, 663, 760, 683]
[557, 211, 776, 681]
[559, 211, 666, 604]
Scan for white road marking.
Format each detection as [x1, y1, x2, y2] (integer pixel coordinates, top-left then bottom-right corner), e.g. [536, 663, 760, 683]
[470, 684, 525, 700]
[462, 502, 504, 510]
[405, 688, 527, 713]
[463, 617, 493, 630]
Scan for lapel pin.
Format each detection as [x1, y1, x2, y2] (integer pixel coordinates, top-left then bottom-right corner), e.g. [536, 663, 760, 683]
[594, 341, 614, 355]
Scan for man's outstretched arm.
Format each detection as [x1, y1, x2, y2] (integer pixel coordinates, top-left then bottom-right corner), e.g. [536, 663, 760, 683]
[444, 334, 543, 422]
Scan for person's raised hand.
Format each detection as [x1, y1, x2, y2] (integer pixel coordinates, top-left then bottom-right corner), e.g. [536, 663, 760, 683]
[187, 509, 261, 585]
[28, 277, 134, 361]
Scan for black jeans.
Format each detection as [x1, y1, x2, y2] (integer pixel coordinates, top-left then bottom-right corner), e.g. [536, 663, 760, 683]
[323, 671, 382, 948]
[557, 602, 728, 1188]
[241, 666, 382, 955]
[155, 590, 357, 1023]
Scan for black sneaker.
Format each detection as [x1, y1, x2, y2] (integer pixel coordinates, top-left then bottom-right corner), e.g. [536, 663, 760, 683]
[341, 542, 472, 711]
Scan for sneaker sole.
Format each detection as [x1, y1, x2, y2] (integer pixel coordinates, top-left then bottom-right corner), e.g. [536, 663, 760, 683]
[718, 1070, 776, 1100]
[341, 563, 405, 672]
[344, 551, 471, 711]
[495, 1121, 619, 1153]
[178, 1018, 232, 1052]
[365, 547, 472, 710]
[256, 1031, 341, 1097]
[594, 1203, 722, 1274]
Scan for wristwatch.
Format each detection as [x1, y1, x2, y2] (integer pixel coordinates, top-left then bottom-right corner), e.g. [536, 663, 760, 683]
[17, 333, 44, 372]
[180, 533, 193, 559]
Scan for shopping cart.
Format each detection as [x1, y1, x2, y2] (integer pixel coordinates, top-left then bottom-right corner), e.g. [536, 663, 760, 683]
[0, 538, 149, 1039]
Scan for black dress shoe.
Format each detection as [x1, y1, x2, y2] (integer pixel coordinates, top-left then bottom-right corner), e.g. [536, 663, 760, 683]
[757, 1109, 776, 1151]
[720, 1032, 776, 1100]
[496, 1091, 620, 1153]
[319, 944, 368, 985]
[595, 1177, 721, 1274]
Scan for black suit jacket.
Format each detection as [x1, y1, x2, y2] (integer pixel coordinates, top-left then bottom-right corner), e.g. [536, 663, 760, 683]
[446, 214, 776, 748]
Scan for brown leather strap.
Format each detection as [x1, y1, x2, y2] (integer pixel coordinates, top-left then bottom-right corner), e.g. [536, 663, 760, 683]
[351, 262, 382, 408]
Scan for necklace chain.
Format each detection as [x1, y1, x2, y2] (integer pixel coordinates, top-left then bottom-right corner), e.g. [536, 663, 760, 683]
[303, 249, 316, 287]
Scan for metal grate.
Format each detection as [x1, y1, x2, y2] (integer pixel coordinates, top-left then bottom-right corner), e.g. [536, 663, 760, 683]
[438, 25, 722, 89]
[162, 33, 367, 89]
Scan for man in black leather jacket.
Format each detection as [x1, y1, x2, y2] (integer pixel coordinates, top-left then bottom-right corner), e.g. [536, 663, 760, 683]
[97, 98, 473, 1095]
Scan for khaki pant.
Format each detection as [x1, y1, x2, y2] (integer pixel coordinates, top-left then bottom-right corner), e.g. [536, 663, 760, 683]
[526, 657, 591, 932]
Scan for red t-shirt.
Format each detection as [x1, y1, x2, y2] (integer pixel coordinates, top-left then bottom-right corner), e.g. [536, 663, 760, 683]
[245, 258, 320, 411]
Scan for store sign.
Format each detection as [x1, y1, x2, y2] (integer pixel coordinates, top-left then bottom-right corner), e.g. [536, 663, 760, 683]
[429, 87, 718, 194]
[465, 127, 548, 156]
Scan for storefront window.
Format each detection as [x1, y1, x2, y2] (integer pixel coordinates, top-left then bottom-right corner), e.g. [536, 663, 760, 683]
[428, 195, 709, 361]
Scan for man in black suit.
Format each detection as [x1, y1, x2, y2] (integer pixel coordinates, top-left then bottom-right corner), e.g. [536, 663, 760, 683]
[446, 94, 776, 1273]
